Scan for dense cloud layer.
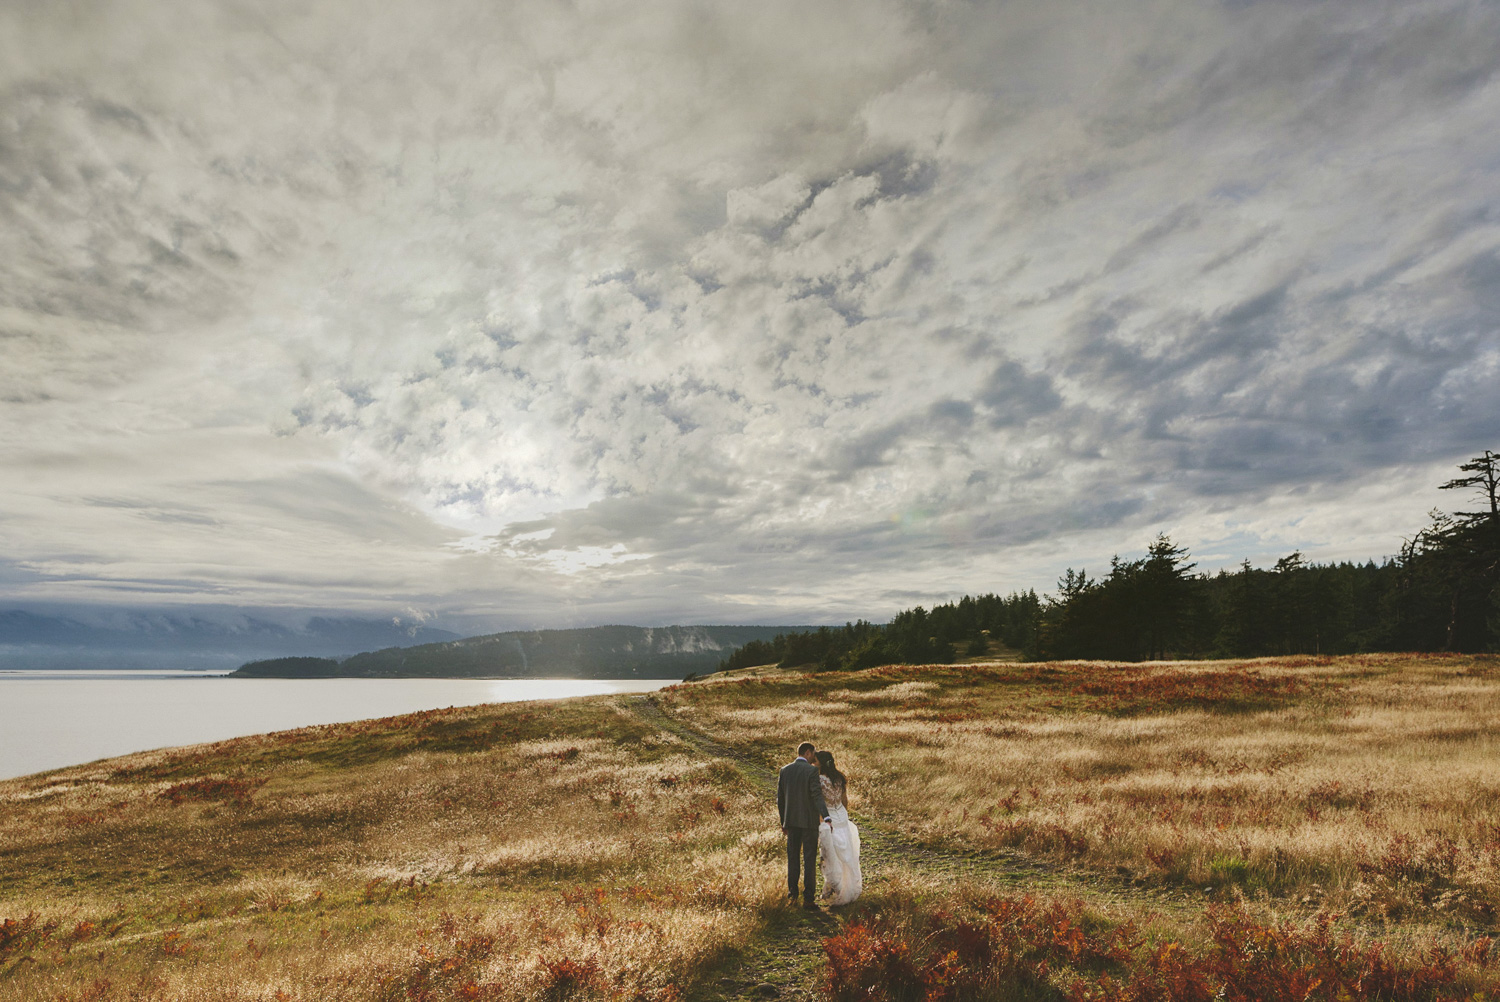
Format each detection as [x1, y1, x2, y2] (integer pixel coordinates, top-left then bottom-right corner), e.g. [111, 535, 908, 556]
[1, 0, 1497, 628]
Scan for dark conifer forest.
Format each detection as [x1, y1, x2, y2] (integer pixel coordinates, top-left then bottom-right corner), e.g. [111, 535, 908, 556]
[717, 451, 1500, 671]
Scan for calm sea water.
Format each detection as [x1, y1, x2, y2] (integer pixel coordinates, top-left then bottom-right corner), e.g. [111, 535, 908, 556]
[0, 672, 677, 781]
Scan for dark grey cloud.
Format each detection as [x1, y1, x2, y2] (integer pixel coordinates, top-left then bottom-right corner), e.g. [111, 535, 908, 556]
[977, 361, 1063, 428]
[0, 0, 1496, 627]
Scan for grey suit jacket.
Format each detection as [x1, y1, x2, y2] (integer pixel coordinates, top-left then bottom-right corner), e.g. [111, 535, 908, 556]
[778, 757, 829, 829]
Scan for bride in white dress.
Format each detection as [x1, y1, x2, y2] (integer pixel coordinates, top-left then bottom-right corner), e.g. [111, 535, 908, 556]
[815, 750, 862, 905]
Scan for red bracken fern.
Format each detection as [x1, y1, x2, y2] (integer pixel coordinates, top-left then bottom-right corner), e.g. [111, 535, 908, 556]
[822, 924, 923, 1002]
[821, 897, 1478, 1002]
[537, 954, 603, 1000]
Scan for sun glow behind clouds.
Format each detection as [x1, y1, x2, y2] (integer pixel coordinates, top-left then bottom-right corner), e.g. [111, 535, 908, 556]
[537, 546, 653, 577]
[0, 0, 1497, 626]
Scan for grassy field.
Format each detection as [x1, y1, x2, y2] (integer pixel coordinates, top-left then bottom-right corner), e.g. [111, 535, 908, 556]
[3, 653, 1499, 1000]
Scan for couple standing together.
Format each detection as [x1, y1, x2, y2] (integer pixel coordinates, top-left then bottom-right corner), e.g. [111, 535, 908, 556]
[777, 742, 862, 908]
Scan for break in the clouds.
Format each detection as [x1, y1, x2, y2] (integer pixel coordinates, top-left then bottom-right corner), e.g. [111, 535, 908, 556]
[1, 0, 1498, 628]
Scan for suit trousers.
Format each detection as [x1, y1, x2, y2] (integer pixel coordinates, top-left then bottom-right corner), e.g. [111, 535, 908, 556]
[786, 825, 819, 902]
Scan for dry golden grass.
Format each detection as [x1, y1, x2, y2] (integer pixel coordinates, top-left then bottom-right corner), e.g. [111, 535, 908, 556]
[0, 696, 781, 1001]
[663, 653, 1500, 931]
[4, 652, 1499, 1001]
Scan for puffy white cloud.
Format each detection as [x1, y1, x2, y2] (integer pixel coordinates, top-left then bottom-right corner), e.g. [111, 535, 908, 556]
[0, 0, 1496, 627]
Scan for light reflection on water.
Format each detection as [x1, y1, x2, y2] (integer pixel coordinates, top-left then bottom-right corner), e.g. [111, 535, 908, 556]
[0, 676, 678, 781]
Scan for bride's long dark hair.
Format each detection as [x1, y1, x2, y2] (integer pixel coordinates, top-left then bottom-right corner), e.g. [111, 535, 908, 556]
[815, 750, 847, 798]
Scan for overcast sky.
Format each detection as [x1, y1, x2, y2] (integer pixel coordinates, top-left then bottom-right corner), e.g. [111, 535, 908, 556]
[2, 0, 1498, 631]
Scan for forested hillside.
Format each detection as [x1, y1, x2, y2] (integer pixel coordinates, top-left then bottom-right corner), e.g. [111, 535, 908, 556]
[234, 624, 813, 678]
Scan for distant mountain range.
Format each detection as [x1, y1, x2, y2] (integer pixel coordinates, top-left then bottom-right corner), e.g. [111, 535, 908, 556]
[0, 610, 458, 671]
[231, 624, 813, 679]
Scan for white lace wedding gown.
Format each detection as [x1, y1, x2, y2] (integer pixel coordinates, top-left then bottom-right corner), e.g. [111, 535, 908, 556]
[819, 776, 862, 905]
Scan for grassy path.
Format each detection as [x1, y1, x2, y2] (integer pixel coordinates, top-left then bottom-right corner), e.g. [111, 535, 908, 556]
[625, 694, 1201, 1001]
[631, 693, 1069, 882]
[627, 694, 838, 999]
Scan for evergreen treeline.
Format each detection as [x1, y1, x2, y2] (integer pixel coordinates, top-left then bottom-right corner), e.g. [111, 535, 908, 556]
[718, 592, 1045, 671]
[718, 450, 1500, 670]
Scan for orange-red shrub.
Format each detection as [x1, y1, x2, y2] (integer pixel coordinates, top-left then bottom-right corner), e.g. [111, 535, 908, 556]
[159, 776, 266, 806]
[1072, 669, 1308, 716]
[0, 912, 57, 958]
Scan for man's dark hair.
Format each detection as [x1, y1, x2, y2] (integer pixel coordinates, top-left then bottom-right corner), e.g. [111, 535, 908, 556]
[798, 741, 816, 756]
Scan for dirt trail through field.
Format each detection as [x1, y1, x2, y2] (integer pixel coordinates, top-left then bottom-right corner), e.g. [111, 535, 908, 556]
[624, 694, 1198, 1002]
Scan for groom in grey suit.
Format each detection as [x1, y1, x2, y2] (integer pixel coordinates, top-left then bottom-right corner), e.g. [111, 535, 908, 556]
[778, 741, 830, 908]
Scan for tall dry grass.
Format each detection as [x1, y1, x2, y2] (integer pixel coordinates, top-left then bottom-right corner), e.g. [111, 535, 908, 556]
[0, 696, 782, 1000]
[6, 653, 1499, 1001]
[663, 654, 1500, 928]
